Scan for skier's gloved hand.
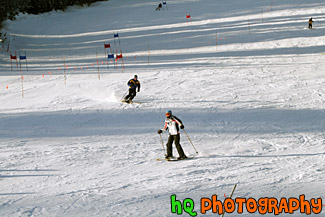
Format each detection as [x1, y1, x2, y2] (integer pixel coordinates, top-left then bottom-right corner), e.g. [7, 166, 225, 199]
[137, 90, 140, 92]
[180, 125, 184, 129]
[157, 129, 162, 134]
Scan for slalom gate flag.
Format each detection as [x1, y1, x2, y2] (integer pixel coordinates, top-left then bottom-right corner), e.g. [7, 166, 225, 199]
[104, 43, 111, 48]
[20, 55, 26, 60]
[116, 54, 123, 60]
[186, 13, 192, 23]
[114, 33, 119, 38]
[108, 54, 114, 59]
[10, 54, 17, 60]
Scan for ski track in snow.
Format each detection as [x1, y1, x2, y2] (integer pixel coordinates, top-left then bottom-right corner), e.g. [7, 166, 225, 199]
[1, 0, 325, 216]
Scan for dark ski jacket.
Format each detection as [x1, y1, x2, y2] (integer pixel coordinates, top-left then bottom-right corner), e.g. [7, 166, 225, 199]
[128, 79, 140, 91]
[162, 115, 183, 135]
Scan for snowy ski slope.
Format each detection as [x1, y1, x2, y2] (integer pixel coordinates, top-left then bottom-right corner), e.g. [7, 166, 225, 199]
[0, 0, 325, 216]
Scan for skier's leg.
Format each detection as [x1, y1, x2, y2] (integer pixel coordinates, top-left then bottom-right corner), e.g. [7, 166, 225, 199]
[129, 90, 137, 101]
[123, 95, 129, 101]
[124, 89, 131, 101]
[166, 135, 174, 157]
[124, 89, 135, 102]
[175, 134, 186, 158]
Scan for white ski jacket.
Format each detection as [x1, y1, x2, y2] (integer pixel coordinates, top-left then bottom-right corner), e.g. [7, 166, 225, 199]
[162, 115, 183, 135]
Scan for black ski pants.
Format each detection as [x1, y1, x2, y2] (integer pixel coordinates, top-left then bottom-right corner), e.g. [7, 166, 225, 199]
[166, 134, 186, 157]
[125, 89, 136, 101]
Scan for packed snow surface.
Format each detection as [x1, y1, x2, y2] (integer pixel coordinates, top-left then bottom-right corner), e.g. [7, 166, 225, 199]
[0, 0, 325, 216]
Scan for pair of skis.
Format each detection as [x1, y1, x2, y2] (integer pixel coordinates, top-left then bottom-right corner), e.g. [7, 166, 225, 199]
[156, 156, 193, 162]
[121, 100, 141, 104]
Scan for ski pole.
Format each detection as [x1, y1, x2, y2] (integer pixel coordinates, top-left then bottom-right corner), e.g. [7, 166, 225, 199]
[221, 184, 237, 217]
[182, 129, 198, 154]
[159, 134, 166, 155]
[120, 90, 128, 101]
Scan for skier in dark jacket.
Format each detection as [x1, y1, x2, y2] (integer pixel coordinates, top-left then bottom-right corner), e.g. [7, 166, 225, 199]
[123, 75, 140, 103]
[158, 110, 187, 160]
[308, 18, 313, 29]
[155, 3, 162, 11]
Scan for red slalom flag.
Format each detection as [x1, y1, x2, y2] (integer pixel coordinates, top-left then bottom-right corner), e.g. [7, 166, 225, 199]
[6, 84, 8, 89]
[49, 72, 52, 75]
[116, 54, 123, 60]
[134, 56, 136, 60]
[104, 43, 111, 48]
[10, 52, 18, 71]
[186, 13, 192, 23]
[42, 74, 44, 78]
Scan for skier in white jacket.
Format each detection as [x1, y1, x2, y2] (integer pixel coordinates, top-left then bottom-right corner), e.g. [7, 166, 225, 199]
[158, 110, 187, 160]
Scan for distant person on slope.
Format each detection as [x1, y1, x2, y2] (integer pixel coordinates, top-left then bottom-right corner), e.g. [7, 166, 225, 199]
[158, 110, 188, 160]
[155, 3, 162, 11]
[308, 18, 313, 29]
[123, 75, 140, 104]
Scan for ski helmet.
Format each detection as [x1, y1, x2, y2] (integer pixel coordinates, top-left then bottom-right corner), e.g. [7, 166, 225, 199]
[134, 75, 138, 79]
[165, 110, 172, 117]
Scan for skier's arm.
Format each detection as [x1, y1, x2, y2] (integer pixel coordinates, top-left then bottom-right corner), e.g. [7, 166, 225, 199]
[174, 116, 185, 129]
[137, 81, 141, 92]
[163, 121, 168, 131]
[173, 116, 183, 127]
[158, 121, 168, 134]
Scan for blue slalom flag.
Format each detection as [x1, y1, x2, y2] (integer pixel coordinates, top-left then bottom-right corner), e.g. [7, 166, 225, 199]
[20, 55, 27, 60]
[114, 33, 119, 38]
[108, 54, 114, 59]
